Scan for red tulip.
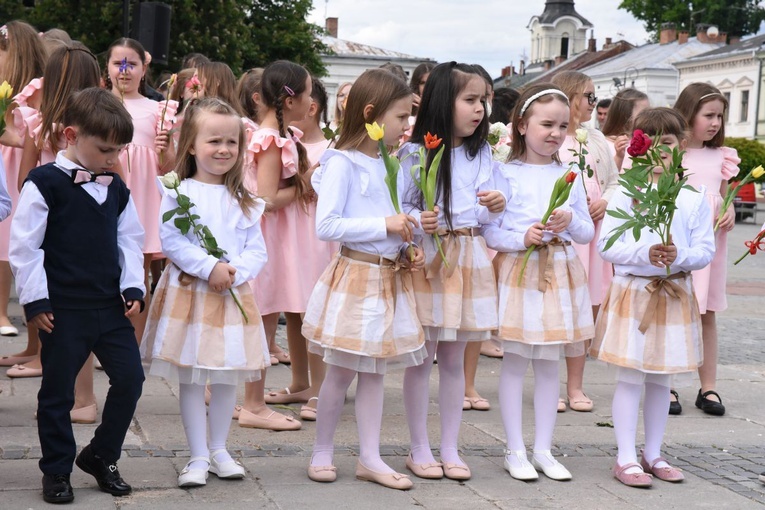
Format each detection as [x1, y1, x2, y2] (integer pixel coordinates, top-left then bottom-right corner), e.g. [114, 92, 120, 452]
[565, 171, 577, 184]
[424, 132, 442, 150]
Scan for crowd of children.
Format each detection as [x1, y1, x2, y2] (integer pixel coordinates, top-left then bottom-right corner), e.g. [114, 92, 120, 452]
[0, 19, 754, 504]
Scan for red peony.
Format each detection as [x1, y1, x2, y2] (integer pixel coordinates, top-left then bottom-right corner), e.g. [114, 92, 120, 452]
[626, 129, 653, 157]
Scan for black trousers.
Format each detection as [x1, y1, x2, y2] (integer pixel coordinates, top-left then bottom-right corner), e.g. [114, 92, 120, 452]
[37, 304, 144, 474]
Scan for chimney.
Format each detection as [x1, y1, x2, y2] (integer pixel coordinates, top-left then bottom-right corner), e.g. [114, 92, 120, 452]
[660, 22, 677, 45]
[729, 35, 741, 45]
[588, 37, 596, 52]
[678, 31, 689, 44]
[325, 17, 338, 38]
[519, 59, 525, 75]
[501, 66, 510, 77]
[696, 27, 725, 44]
[604, 37, 613, 48]
[543, 59, 553, 71]
[555, 55, 566, 66]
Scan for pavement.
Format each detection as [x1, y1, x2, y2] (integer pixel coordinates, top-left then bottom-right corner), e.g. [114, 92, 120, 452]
[1, 220, 765, 509]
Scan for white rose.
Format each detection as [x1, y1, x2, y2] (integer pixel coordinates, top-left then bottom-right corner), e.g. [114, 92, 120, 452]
[489, 122, 508, 139]
[160, 171, 180, 189]
[575, 128, 588, 144]
[492, 144, 511, 162]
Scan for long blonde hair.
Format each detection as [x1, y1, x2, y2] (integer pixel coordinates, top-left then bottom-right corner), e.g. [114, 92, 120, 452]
[175, 97, 257, 216]
[1, 21, 46, 94]
[551, 70, 593, 128]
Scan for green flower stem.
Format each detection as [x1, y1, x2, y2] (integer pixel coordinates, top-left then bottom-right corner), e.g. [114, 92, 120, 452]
[734, 249, 751, 265]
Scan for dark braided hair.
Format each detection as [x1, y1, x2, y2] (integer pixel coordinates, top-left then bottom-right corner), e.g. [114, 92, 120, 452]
[261, 60, 311, 207]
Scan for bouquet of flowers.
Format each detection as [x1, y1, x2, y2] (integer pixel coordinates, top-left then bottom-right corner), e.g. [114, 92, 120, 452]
[0, 81, 13, 136]
[602, 129, 695, 275]
[516, 170, 578, 285]
[160, 171, 249, 322]
[568, 128, 593, 197]
[716, 165, 764, 231]
[733, 227, 765, 265]
[487, 122, 511, 162]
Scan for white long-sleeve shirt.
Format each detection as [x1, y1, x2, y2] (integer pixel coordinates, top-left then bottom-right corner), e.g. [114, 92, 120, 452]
[399, 142, 504, 233]
[482, 160, 594, 253]
[159, 179, 267, 287]
[597, 186, 715, 276]
[10, 151, 145, 307]
[312, 149, 407, 259]
[0, 156, 12, 222]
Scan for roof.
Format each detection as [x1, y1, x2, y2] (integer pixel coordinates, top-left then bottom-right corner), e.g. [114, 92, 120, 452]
[675, 33, 765, 65]
[320, 35, 429, 61]
[532, 0, 592, 27]
[581, 36, 724, 77]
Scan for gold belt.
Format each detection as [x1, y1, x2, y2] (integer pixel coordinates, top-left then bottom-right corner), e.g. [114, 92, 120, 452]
[340, 246, 398, 267]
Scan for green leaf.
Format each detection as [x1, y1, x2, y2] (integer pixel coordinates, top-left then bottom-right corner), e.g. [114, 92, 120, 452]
[174, 217, 191, 235]
[162, 209, 178, 223]
[176, 194, 191, 209]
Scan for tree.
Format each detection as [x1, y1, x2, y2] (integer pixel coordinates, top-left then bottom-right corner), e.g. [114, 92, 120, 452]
[619, 0, 765, 40]
[0, 0, 327, 76]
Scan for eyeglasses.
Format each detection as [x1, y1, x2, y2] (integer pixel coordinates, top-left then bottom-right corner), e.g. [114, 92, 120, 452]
[583, 92, 598, 106]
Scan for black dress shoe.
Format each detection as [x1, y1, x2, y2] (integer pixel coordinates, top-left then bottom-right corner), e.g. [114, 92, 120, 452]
[75, 445, 132, 496]
[669, 390, 682, 415]
[695, 389, 725, 416]
[42, 473, 74, 504]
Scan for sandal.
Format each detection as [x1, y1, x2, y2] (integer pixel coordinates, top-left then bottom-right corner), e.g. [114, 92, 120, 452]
[264, 387, 310, 404]
[669, 389, 682, 415]
[300, 397, 318, 421]
[695, 389, 725, 416]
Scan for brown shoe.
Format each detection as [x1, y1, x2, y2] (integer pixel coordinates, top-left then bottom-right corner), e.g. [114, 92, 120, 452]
[237, 408, 301, 431]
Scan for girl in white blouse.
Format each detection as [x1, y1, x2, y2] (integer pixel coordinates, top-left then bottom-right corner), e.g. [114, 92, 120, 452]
[302, 69, 426, 490]
[483, 83, 594, 482]
[141, 98, 269, 488]
[591, 107, 715, 487]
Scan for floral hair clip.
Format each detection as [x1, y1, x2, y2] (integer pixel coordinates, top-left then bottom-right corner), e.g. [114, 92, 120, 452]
[0, 25, 8, 40]
[283, 85, 295, 97]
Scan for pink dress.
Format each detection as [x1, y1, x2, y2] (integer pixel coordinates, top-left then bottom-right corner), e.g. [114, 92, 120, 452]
[559, 136, 613, 306]
[0, 78, 42, 260]
[247, 128, 332, 315]
[120, 96, 178, 254]
[302, 137, 339, 266]
[683, 146, 740, 313]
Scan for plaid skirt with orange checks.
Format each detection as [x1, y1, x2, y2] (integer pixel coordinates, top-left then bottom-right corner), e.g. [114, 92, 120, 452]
[140, 264, 269, 385]
[590, 273, 702, 374]
[493, 242, 594, 356]
[412, 233, 498, 342]
[302, 251, 426, 375]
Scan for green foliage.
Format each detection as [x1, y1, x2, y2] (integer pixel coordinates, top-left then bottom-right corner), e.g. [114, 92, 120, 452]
[619, 0, 765, 40]
[724, 137, 765, 183]
[0, 0, 328, 77]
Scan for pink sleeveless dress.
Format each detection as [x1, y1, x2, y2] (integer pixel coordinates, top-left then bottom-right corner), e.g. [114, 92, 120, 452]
[246, 128, 332, 315]
[0, 78, 42, 260]
[683, 146, 740, 313]
[119, 96, 178, 254]
[559, 136, 612, 305]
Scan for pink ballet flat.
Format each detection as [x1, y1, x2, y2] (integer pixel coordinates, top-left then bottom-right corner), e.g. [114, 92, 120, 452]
[640, 453, 684, 483]
[613, 461, 653, 488]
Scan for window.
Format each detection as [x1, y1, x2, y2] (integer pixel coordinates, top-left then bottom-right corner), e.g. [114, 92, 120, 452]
[723, 92, 730, 123]
[560, 36, 569, 58]
[740, 90, 749, 122]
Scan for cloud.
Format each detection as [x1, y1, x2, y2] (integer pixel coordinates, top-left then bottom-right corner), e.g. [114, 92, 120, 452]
[309, 0, 651, 78]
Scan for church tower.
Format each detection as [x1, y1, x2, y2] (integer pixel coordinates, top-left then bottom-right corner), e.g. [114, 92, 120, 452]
[528, 0, 593, 64]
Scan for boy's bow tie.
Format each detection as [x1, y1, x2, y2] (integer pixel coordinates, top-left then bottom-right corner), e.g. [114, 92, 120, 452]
[71, 168, 115, 186]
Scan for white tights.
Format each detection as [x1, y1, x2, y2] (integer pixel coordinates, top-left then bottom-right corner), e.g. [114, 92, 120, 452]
[310, 365, 394, 473]
[179, 383, 237, 470]
[403, 340, 468, 466]
[612, 371, 671, 473]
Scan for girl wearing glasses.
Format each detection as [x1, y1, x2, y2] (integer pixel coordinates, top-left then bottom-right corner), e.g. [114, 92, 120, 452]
[550, 71, 619, 414]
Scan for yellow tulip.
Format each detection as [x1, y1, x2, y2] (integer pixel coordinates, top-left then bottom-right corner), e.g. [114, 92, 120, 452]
[365, 122, 384, 141]
[751, 165, 764, 179]
[0, 81, 13, 100]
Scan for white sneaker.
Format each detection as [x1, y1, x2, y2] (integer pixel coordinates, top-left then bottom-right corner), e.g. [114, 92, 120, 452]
[503, 450, 538, 481]
[532, 450, 572, 481]
[178, 457, 210, 487]
[209, 450, 245, 479]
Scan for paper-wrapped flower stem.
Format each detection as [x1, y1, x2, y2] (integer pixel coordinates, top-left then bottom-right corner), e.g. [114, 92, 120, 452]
[160, 171, 249, 323]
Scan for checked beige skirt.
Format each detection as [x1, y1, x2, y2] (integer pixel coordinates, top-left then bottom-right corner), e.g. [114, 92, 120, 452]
[302, 249, 426, 374]
[590, 273, 702, 374]
[140, 264, 269, 385]
[412, 231, 498, 342]
[493, 242, 593, 360]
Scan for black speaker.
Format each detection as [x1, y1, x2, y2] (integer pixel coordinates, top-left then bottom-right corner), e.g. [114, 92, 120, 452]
[132, 2, 172, 66]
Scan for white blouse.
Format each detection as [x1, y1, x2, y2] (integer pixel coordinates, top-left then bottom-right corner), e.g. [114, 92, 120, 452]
[159, 179, 267, 287]
[597, 187, 715, 277]
[399, 142, 503, 232]
[312, 149, 407, 259]
[482, 160, 594, 253]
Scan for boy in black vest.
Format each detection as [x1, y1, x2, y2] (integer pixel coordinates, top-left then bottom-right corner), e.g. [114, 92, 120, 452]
[9, 88, 146, 504]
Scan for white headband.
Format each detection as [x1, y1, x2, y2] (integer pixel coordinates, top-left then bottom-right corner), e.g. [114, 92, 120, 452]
[699, 92, 724, 101]
[519, 89, 569, 117]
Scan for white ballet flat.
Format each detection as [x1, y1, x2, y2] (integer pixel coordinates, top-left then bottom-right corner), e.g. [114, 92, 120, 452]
[0, 325, 18, 336]
[532, 450, 572, 481]
[209, 450, 245, 479]
[178, 456, 210, 487]
[503, 450, 538, 481]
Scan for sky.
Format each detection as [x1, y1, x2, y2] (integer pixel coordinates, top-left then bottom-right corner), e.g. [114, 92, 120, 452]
[307, 0, 652, 78]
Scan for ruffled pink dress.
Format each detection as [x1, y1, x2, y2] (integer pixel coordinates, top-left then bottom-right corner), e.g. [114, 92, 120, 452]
[119, 96, 178, 254]
[559, 136, 612, 305]
[303, 137, 339, 266]
[0, 78, 43, 260]
[683, 146, 740, 313]
[246, 128, 332, 315]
